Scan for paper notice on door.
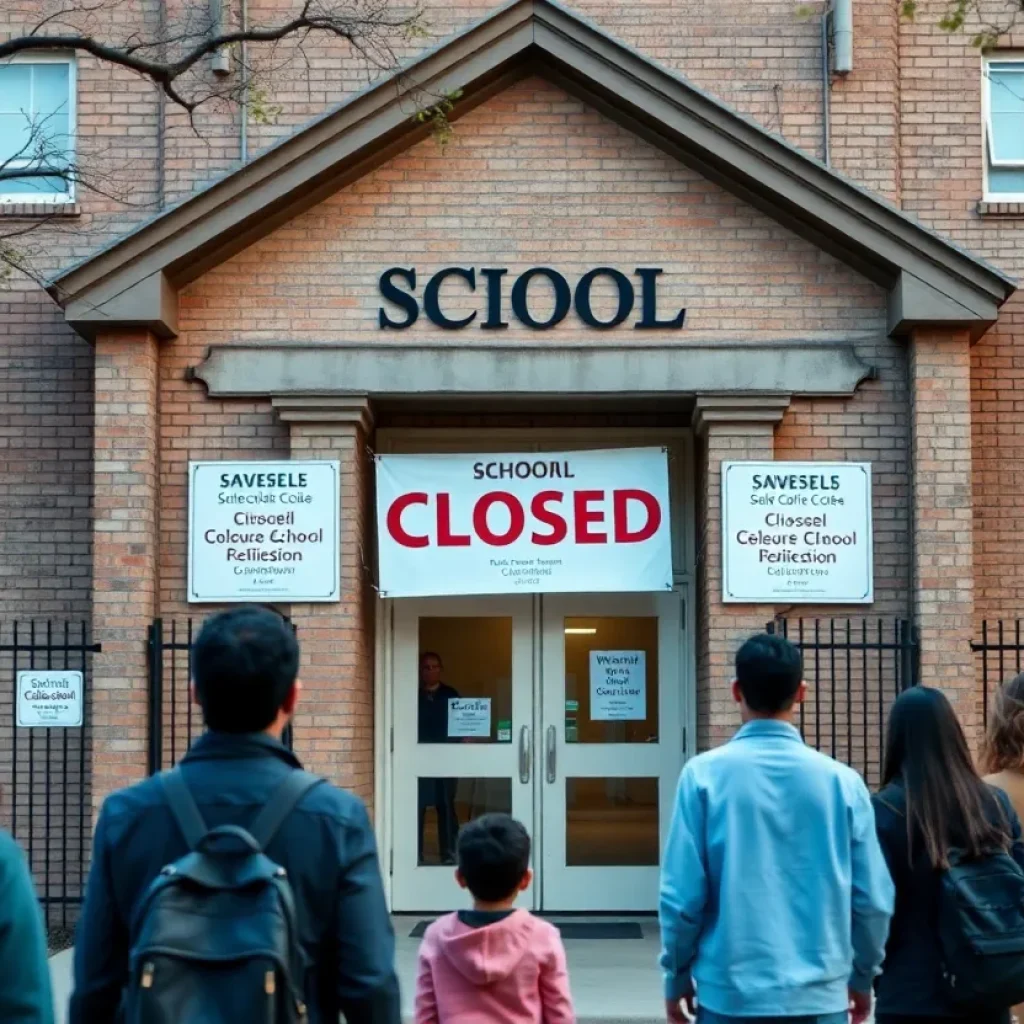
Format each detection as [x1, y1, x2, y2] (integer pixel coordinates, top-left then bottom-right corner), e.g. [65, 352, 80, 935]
[448, 697, 492, 738]
[589, 651, 646, 721]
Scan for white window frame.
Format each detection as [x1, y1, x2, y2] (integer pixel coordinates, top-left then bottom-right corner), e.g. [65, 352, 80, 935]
[983, 54, 1024, 202]
[0, 52, 77, 205]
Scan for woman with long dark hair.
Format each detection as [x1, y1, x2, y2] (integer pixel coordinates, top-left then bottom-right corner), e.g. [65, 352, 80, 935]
[983, 672, 1024, 1024]
[984, 672, 1024, 812]
[873, 686, 1024, 1024]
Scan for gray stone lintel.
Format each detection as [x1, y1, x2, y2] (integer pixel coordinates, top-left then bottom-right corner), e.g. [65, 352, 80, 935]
[191, 341, 875, 401]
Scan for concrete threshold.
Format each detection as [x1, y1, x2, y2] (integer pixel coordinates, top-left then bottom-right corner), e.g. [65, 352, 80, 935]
[49, 917, 666, 1023]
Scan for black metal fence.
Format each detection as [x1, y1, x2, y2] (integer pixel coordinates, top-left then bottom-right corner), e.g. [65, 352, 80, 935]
[973, 620, 1024, 732]
[767, 618, 920, 787]
[0, 621, 99, 930]
[147, 618, 293, 774]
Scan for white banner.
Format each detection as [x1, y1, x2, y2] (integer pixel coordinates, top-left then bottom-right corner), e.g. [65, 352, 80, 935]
[376, 448, 672, 597]
[722, 462, 873, 604]
[188, 461, 340, 603]
[18, 671, 83, 728]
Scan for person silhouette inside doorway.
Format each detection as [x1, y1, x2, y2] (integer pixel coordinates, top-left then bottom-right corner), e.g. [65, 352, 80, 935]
[418, 651, 461, 865]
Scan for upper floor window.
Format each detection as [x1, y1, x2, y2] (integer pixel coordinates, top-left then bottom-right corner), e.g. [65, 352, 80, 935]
[984, 57, 1024, 201]
[0, 56, 76, 204]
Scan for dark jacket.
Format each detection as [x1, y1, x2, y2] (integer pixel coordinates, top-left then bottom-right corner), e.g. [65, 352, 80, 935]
[873, 778, 1024, 1017]
[0, 831, 54, 1023]
[69, 732, 401, 1024]
[418, 682, 460, 743]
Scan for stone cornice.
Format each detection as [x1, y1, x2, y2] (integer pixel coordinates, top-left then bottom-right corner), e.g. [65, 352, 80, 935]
[192, 342, 874, 401]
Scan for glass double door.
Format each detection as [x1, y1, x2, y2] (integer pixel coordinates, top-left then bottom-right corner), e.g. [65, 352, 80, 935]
[390, 591, 684, 912]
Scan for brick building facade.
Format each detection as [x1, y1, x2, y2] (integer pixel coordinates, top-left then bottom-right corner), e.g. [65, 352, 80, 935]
[1, 0, 1023, 913]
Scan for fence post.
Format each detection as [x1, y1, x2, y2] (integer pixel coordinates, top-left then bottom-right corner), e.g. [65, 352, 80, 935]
[898, 620, 921, 690]
[147, 619, 163, 775]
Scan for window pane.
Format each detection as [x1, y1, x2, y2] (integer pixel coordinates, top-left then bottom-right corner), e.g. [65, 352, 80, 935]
[0, 111, 32, 163]
[418, 776, 512, 865]
[563, 617, 659, 743]
[39, 111, 70, 158]
[417, 617, 514, 745]
[0, 66, 32, 114]
[990, 165, 1024, 196]
[990, 67, 1024, 112]
[0, 175, 68, 196]
[32, 64, 70, 117]
[566, 777, 659, 866]
[991, 112, 1024, 163]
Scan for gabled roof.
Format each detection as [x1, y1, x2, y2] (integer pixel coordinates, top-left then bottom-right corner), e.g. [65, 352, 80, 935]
[49, 0, 1016, 340]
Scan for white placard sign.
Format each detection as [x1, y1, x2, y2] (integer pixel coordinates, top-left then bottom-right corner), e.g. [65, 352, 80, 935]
[17, 671, 83, 728]
[722, 462, 873, 604]
[589, 651, 646, 721]
[375, 448, 672, 597]
[188, 461, 340, 603]
[448, 698, 492, 738]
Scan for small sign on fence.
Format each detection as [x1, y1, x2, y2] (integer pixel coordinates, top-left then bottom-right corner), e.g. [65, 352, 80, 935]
[17, 670, 84, 728]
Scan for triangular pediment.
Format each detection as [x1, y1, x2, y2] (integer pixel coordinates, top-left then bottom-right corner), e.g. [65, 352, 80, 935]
[49, 0, 1015, 340]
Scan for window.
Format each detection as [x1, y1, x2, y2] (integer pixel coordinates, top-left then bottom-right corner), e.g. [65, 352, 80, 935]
[0, 56, 76, 203]
[984, 57, 1024, 201]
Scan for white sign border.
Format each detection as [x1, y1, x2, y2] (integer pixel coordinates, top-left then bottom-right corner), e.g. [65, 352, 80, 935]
[721, 461, 874, 605]
[17, 670, 84, 728]
[187, 460, 341, 604]
[373, 447, 674, 599]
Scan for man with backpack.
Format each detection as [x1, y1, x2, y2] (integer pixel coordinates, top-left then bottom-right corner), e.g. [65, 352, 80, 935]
[69, 605, 402, 1024]
[659, 633, 895, 1024]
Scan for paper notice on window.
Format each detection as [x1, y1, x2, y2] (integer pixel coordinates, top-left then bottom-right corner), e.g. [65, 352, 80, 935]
[589, 651, 646, 721]
[448, 697, 492, 738]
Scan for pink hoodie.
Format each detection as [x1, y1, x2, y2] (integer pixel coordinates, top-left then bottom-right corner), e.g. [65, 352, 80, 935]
[415, 909, 575, 1024]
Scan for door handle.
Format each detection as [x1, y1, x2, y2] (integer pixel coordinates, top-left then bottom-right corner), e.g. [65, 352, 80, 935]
[546, 725, 556, 784]
[519, 725, 531, 784]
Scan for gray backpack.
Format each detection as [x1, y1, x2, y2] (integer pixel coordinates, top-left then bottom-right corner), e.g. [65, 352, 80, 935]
[125, 768, 322, 1024]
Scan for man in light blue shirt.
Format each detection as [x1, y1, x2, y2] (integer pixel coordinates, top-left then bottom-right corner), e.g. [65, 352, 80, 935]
[659, 633, 894, 1024]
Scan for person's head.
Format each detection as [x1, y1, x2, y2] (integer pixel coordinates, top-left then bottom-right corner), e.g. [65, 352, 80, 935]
[983, 673, 1024, 775]
[191, 605, 300, 737]
[455, 813, 533, 906]
[420, 651, 443, 690]
[883, 686, 1008, 868]
[732, 633, 806, 720]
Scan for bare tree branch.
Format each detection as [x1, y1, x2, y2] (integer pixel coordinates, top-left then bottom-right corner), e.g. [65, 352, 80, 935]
[1, 0, 424, 110]
[0, 0, 429, 283]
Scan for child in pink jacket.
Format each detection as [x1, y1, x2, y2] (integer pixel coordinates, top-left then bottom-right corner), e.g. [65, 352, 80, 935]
[415, 813, 575, 1024]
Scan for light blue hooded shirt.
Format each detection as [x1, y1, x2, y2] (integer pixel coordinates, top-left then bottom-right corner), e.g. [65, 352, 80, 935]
[659, 719, 894, 1016]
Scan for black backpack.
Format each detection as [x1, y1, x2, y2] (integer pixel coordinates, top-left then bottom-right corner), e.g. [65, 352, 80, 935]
[125, 768, 323, 1024]
[938, 843, 1024, 1009]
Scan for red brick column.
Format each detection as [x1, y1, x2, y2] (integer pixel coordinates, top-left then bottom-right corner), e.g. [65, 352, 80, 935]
[909, 329, 977, 734]
[693, 397, 789, 750]
[91, 331, 161, 812]
[274, 397, 376, 807]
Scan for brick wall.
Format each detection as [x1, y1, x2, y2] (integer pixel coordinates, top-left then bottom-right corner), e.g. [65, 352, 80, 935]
[2, 0, 1020, 630]
[891, 4, 1024, 625]
[0, 297, 93, 617]
[0, 0, 1020, 822]
[167, 77, 901, 614]
[973, 292, 1024, 622]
